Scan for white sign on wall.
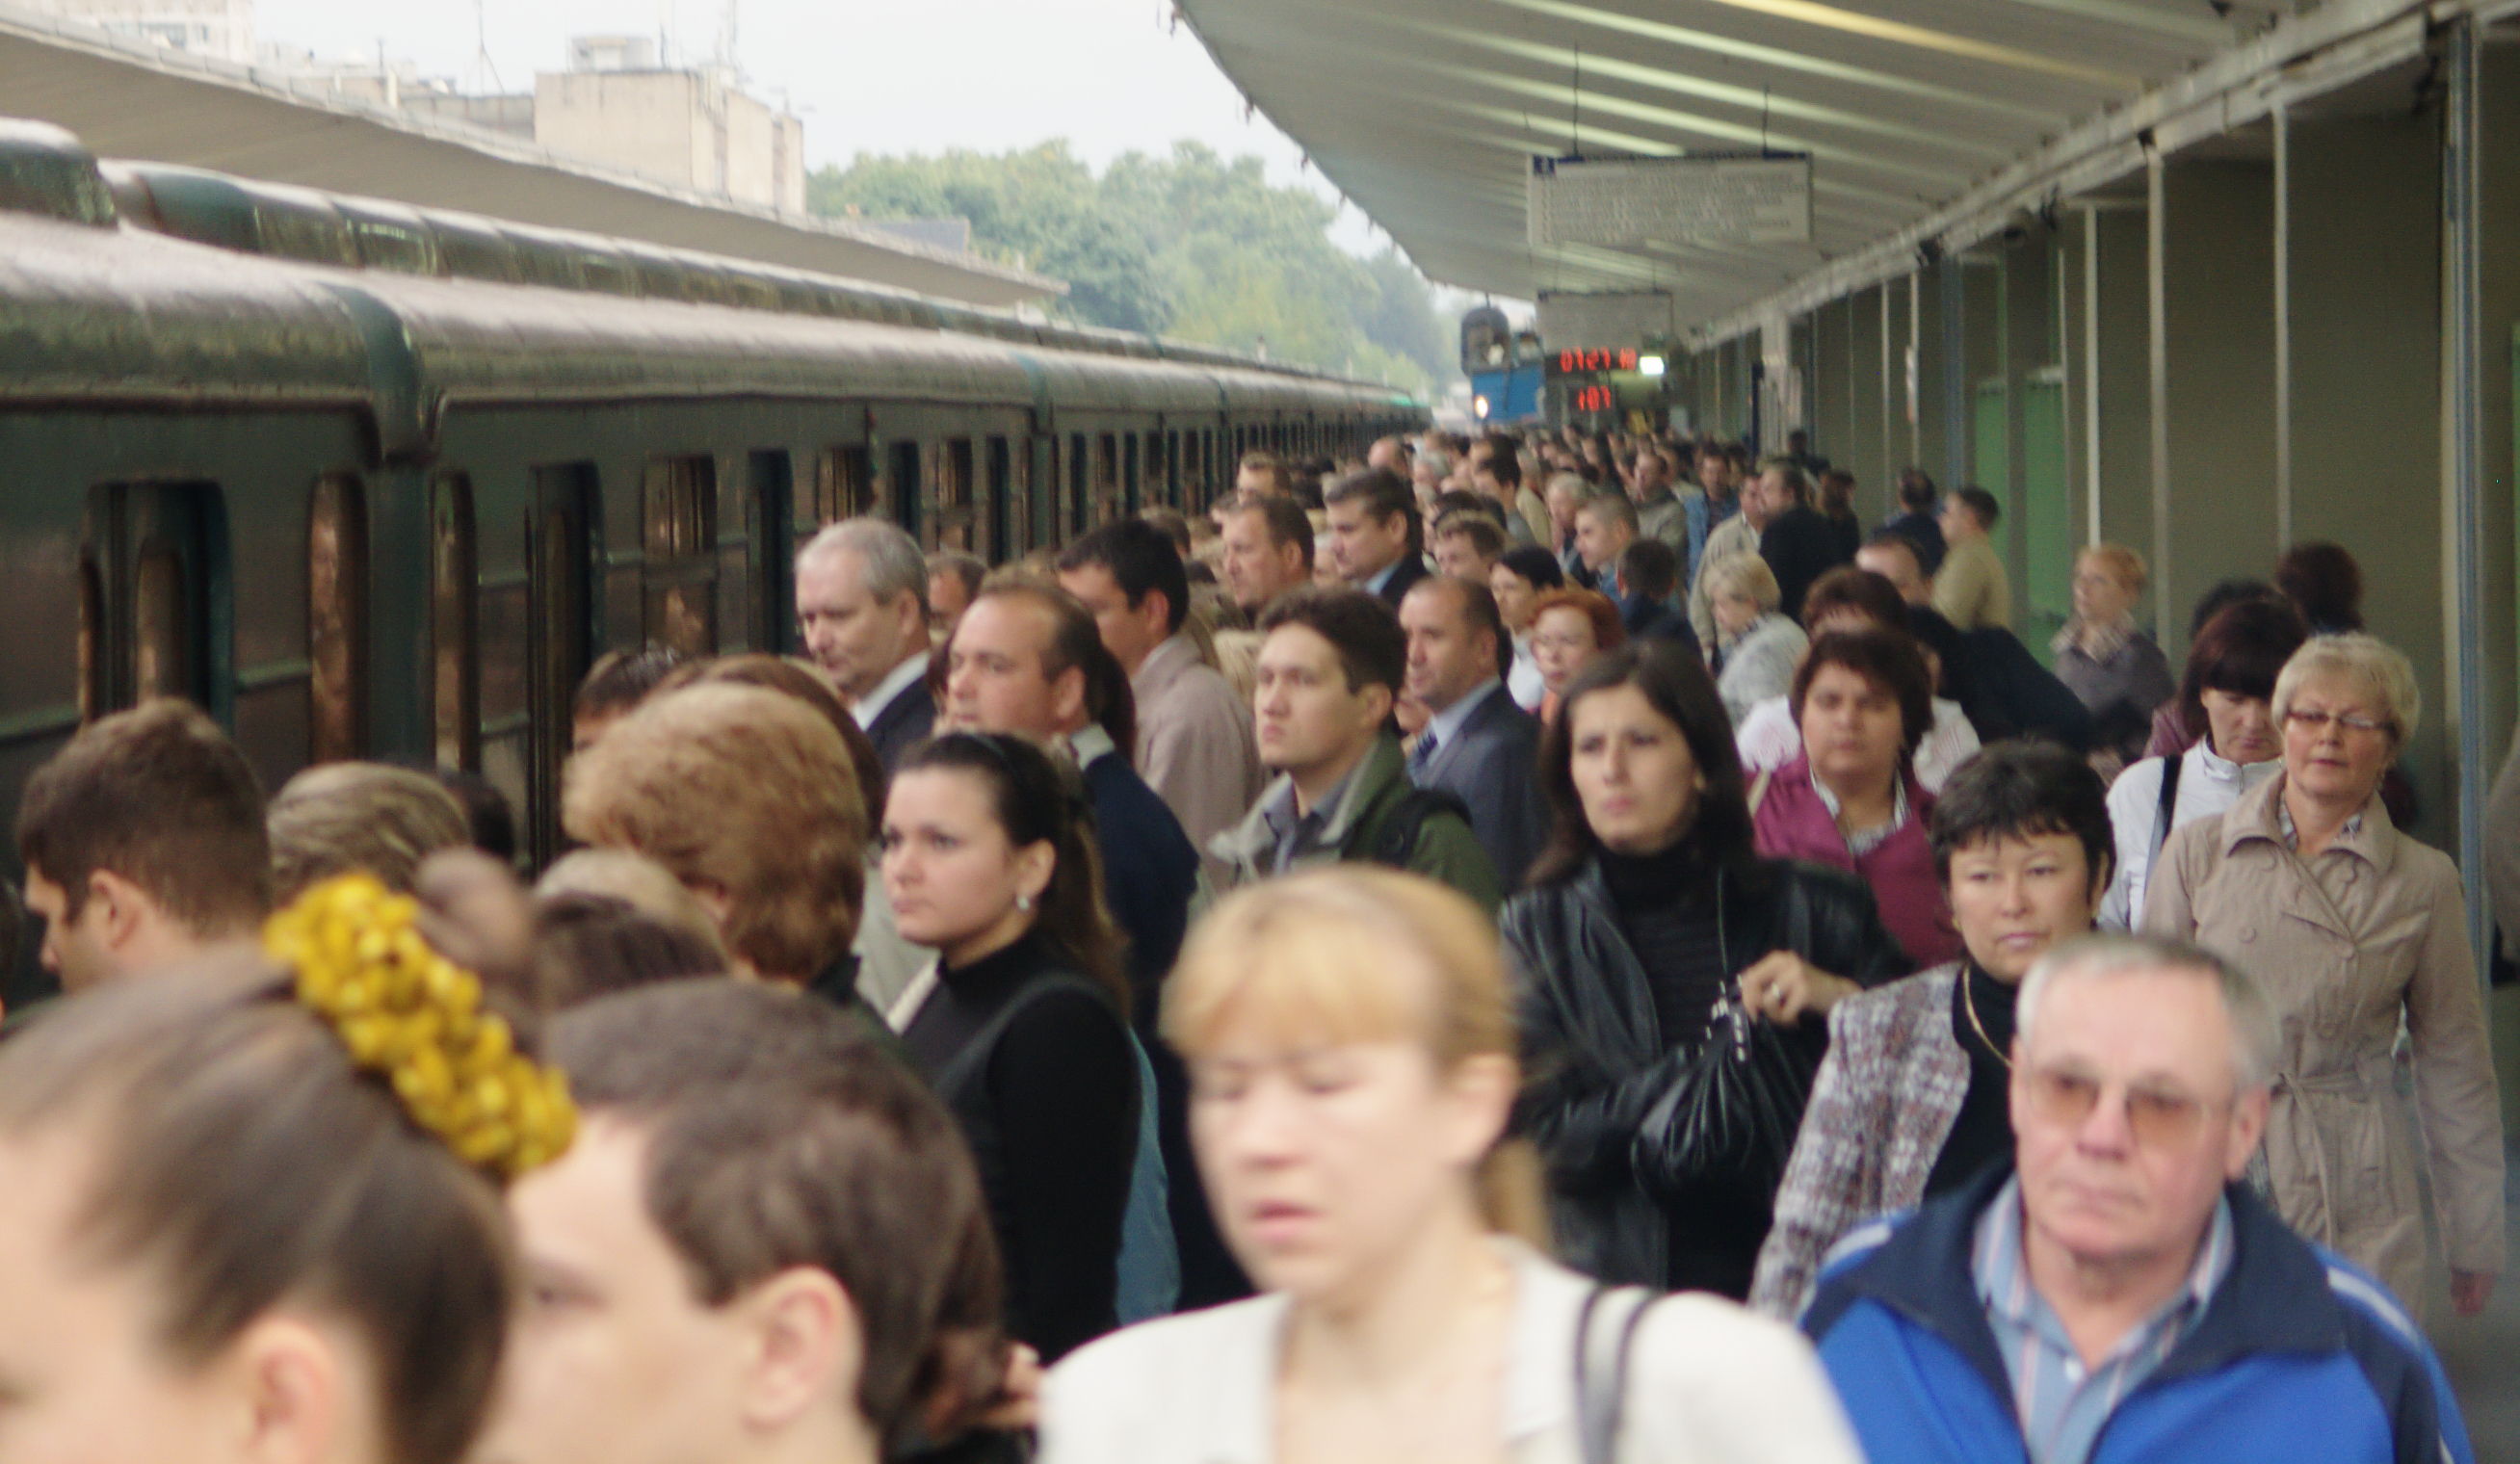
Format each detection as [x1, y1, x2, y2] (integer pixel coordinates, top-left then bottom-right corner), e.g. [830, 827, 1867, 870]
[1528, 154, 1814, 249]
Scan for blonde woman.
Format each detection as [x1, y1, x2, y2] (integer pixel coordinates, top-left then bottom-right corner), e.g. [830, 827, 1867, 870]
[2053, 543, 2175, 777]
[2144, 634, 2506, 1316]
[1704, 552, 1808, 727]
[1042, 869, 1859, 1464]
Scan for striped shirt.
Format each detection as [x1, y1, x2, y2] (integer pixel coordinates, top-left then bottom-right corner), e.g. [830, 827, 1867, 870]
[1970, 1175, 2235, 1464]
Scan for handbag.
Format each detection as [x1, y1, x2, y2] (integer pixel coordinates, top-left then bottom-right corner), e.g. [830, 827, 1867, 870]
[1629, 988, 1815, 1199]
[1573, 1284, 1660, 1464]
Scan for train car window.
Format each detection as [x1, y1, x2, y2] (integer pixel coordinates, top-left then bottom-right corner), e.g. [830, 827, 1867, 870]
[431, 473, 480, 771]
[748, 451, 795, 654]
[84, 483, 227, 720]
[888, 442, 923, 541]
[503, 231, 586, 291]
[249, 193, 358, 268]
[307, 474, 369, 763]
[429, 220, 521, 284]
[815, 446, 876, 523]
[642, 457, 720, 658]
[337, 201, 438, 275]
[986, 438, 1013, 562]
[1068, 434, 1090, 540]
[77, 560, 104, 725]
[1097, 433, 1120, 528]
[936, 438, 975, 553]
[526, 465, 599, 869]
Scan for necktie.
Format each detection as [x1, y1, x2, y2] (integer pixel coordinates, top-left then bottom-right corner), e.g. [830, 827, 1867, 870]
[1406, 731, 1438, 782]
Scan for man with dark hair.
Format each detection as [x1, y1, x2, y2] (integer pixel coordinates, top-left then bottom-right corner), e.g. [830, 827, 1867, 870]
[1398, 577, 1549, 890]
[15, 700, 272, 992]
[1058, 522, 1262, 877]
[1212, 588, 1498, 909]
[1234, 451, 1293, 499]
[1755, 457, 1852, 622]
[1432, 511, 1509, 581]
[1323, 467, 1428, 608]
[1366, 434, 1411, 476]
[1615, 538, 1693, 647]
[1684, 441, 1743, 584]
[1469, 439, 1536, 544]
[573, 644, 694, 753]
[1628, 445, 1688, 560]
[1885, 467, 1947, 576]
[1217, 493, 1313, 618]
[1932, 487, 2010, 631]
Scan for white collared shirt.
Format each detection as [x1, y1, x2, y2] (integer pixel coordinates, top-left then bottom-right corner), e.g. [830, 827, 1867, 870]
[2098, 741, 2282, 929]
[851, 649, 931, 730]
[1420, 678, 1504, 763]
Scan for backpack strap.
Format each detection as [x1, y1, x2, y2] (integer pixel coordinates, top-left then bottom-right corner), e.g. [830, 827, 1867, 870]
[1367, 786, 1475, 870]
[1747, 767, 1773, 816]
[1574, 1285, 1660, 1464]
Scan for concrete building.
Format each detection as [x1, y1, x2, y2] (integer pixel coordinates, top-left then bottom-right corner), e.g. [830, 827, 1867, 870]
[18, 0, 246, 61]
[533, 39, 804, 214]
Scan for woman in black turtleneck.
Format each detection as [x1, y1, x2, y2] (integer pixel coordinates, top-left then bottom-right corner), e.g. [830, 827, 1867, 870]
[1503, 644, 1907, 1298]
[881, 733, 1137, 1363]
[1746, 741, 2114, 1319]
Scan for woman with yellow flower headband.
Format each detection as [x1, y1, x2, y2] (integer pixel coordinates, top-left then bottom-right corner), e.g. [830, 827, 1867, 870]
[0, 873, 573, 1464]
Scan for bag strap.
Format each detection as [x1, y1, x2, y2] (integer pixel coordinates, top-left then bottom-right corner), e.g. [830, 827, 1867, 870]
[2150, 753, 2184, 866]
[1747, 768, 1773, 816]
[1574, 1285, 1660, 1464]
[1367, 786, 1475, 870]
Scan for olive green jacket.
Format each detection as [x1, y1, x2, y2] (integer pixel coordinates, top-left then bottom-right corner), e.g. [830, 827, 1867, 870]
[1210, 734, 1503, 913]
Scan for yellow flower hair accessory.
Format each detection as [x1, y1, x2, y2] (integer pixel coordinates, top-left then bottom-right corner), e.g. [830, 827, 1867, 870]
[264, 874, 576, 1179]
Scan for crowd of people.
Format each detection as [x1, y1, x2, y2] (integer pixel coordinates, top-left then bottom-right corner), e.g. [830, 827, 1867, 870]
[0, 421, 2508, 1464]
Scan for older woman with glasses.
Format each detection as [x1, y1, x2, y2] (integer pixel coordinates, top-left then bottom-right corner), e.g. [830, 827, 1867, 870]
[2143, 633, 2506, 1317]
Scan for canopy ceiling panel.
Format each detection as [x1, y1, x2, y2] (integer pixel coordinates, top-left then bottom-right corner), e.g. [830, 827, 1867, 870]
[1178, 0, 2250, 324]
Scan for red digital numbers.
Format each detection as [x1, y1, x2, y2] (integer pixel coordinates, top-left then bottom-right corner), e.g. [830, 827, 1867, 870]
[1572, 384, 1616, 412]
[1556, 347, 1641, 374]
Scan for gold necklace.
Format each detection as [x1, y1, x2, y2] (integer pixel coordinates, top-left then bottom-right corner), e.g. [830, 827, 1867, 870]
[1962, 971, 2012, 1069]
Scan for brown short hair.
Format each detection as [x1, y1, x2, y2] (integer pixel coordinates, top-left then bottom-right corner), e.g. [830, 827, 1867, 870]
[962, 584, 1140, 759]
[16, 700, 271, 931]
[657, 655, 889, 820]
[1322, 466, 1415, 533]
[0, 955, 514, 1464]
[553, 980, 1009, 1452]
[1801, 566, 1909, 632]
[574, 644, 693, 721]
[268, 763, 472, 902]
[1791, 628, 1935, 764]
[1236, 450, 1293, 495]
[1226, 492, 1314, 561]
[564, 684, 867, 981]
[1258, 586, 1407, 694]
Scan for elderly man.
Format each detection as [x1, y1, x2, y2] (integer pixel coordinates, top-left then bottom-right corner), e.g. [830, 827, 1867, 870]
[795, 518, 933, 771]
[1802, 934, 2477, 1464]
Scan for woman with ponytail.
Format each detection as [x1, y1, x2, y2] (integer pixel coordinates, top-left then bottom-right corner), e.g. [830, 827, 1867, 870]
[880, 732, 1139, 1363]
[1040, 868, 1859, 1464]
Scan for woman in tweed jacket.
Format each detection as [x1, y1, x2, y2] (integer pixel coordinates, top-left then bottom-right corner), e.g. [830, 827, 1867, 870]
[1749, 742, 2114, 1319]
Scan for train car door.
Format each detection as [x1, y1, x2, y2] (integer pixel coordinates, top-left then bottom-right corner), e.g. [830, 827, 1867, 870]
[748, 451, 795, 655]
[81, 482, 231, 725]
[525, 465, 597, 868]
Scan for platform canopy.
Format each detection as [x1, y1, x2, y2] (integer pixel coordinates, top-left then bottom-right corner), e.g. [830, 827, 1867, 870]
[1175, 0, 2424, 333]
[0, 4, 1064, 309]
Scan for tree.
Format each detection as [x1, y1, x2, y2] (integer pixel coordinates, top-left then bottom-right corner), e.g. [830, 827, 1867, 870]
[806, 141, 1457, 398]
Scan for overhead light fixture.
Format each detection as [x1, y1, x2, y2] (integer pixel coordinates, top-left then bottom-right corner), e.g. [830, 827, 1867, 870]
[1639, 355, 1667, 377]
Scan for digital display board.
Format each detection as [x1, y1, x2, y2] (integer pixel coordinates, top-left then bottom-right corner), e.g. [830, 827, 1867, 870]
[1570, 383, 1617, 413]
[1556, 347, 1640, 374]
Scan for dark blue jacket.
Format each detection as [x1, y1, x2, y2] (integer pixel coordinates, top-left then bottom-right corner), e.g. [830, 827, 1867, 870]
[1079, 752, 1198, 1026]
[1802, 1163, 2475, 1464]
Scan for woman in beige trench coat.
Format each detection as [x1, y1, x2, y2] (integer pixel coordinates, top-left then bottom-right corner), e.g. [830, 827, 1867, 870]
[2144, 633, 2505, 1315]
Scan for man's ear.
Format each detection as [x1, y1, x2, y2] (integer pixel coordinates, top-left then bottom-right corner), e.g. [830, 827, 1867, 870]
[86, 869, 157, 955]
[2224, 1087, 2271, 1181]
[223, 1314, 346, 1464]
[1049, 664, 1089, 731]
[732, 1268, 859, 1431]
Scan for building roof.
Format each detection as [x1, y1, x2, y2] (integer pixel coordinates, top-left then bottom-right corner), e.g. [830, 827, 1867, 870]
[0, 2, 1064, 308]
[1174, 0, 2435, 335]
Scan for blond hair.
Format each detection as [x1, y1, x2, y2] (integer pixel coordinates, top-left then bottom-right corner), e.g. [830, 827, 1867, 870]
[268, 762, 470, 901]
[563, 684, 866, 980]
[2272, 632, 2422, 753]
[1164, 868, 1548, 1246]
[1703, 552, 1781, 614]
[535, 849, 730, 965]
[2077, 542, 2148, 594]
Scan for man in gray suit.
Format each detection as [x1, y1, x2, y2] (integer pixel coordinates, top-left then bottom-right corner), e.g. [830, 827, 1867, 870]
[1398, 575, 1551, 891]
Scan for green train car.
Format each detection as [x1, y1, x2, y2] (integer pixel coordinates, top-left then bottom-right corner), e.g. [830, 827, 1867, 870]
[0, 117, 1422, 962]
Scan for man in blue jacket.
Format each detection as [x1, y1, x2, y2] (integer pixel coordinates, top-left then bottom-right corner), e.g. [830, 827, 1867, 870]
[1802, 933, 2475, 1464]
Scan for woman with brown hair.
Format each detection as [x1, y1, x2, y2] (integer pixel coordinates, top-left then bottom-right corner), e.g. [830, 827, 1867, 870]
[0, 876, 568, 1464]
[1505, 642, 1905, 1297]
[1041, 868, 1859, 1464]
[1751, 628, 1959, 971]
[881, 732, 1139, 1363]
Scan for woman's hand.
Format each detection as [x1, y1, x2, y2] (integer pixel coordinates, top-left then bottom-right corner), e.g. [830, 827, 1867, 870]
[1738, 951, 1858, 1025]
[2452, 1268, 2496, 1318]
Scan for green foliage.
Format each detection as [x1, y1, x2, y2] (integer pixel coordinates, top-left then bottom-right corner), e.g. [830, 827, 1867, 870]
[808, 141, 1455, 398]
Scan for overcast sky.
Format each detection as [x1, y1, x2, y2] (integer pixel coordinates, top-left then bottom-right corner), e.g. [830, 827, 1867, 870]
[249, 0, 1396, 253]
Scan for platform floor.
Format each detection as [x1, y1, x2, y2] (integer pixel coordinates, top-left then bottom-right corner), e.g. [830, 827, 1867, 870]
[2432, 1148, 2520, 1461]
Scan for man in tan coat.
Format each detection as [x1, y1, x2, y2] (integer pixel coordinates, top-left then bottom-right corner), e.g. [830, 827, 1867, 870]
[1060, 520, 1262, 886]
[1930, 486, 2012, 631]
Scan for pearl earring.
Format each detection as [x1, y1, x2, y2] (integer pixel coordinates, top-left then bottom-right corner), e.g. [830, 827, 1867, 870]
[1016, 893, 1034, 912]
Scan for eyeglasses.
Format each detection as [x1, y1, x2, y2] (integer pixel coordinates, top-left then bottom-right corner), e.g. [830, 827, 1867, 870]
[1532, 633, 1595, 654]
[2021, 1065, 2224, 1148]
[2282, 708, 2392, 738]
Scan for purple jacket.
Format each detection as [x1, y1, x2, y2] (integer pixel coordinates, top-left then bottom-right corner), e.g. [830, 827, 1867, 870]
[1751, 756, 1957, 971]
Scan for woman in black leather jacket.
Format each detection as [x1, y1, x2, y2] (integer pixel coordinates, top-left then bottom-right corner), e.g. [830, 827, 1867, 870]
[1502, 643, 1908, 1296]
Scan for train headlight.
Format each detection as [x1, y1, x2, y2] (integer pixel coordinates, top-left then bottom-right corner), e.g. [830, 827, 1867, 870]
[1473, 394, 1491, 419]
